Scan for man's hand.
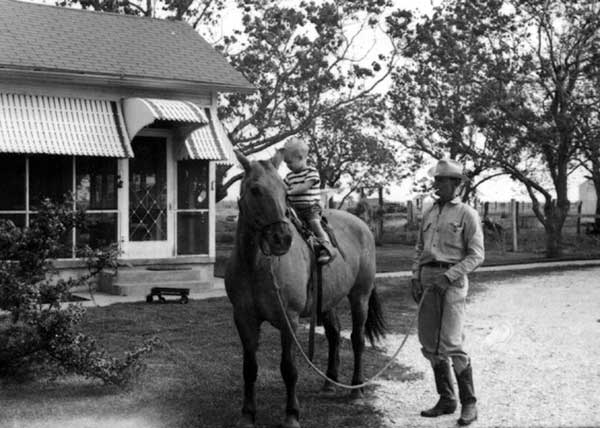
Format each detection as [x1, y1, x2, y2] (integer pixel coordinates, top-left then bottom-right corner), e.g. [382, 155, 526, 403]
[411, 278, 423, 303]
[433, 274, 451, 294]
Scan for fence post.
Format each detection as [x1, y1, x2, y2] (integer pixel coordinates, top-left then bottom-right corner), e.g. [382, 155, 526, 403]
[577, 201, 582, 235]
[511, 199, 518, 252]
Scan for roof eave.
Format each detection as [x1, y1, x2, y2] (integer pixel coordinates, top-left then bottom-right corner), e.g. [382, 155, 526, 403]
[0, 67, 257, 95]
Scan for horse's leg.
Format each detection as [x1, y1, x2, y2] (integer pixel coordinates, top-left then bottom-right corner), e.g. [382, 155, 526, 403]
[234, 312, 260, 428]
[321, 308, 341, 392]
[349, 294, 369, 399]
[280, 313, 301, 428]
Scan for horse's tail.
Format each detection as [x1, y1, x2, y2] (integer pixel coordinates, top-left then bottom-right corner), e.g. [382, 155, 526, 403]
[365, 288, 387, 347]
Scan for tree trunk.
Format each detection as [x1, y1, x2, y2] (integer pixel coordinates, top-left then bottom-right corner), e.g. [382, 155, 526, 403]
[544, 223, 562, 258]
[376, 187, 384, 245]
[215, 165, 241, 203]
[542, 202, 568, 258]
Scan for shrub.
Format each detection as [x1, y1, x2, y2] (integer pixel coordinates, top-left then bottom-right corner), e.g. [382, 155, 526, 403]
[0, 198, 156, 385]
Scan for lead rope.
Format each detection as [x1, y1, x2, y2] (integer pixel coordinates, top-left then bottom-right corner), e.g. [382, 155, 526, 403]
[270, 263, 428, 390]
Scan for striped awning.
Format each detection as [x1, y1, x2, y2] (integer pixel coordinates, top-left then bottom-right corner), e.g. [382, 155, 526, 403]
[0, 93, 132, 157]
[122, 98, 209, 140]
[178, 108, 237, 163]
[211, 113, 238, 165]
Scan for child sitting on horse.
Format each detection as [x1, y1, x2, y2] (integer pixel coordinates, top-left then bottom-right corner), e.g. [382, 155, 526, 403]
[282, 137, 335, 264]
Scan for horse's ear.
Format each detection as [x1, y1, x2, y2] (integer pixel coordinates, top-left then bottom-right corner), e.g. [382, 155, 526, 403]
[234, 149, 251, 172]
[271, 149, 284, 169]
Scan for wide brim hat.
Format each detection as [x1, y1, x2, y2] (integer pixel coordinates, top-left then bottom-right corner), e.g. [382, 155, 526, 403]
[428, 158, 468, 181]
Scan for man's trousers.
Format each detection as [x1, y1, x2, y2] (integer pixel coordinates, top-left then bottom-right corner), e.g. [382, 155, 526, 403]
[418, 265, 470, 373]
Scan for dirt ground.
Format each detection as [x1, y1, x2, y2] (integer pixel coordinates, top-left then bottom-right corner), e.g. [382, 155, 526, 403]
[2, 266, 599, 428]
[369, 267, 600, 428]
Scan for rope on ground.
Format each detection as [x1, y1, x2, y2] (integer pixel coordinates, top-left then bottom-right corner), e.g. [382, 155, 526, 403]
[271, 263, 427, 390]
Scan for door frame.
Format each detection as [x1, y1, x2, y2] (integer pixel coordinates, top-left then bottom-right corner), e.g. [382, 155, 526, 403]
[118, 129, 175, 259]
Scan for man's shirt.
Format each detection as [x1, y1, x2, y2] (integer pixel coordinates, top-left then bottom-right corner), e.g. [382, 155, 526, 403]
[284, 167, 321, 207]
[412, 197, 485, 282]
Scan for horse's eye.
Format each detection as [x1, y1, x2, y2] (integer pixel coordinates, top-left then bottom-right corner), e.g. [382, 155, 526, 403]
[250, 186, 261, 197]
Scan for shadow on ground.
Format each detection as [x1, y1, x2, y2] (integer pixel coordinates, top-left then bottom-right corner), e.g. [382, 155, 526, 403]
[1, 281, 422, 428]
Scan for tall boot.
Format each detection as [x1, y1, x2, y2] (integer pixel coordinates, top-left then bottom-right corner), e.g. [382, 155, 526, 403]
[421, 360, 457, 417]
[455, 364, 478, 426]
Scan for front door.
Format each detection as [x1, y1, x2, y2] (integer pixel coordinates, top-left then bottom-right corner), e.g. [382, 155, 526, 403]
[122, 135, 174, 258]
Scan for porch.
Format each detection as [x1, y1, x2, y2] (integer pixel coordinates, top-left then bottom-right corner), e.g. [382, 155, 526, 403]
[0, 93, 236, 295]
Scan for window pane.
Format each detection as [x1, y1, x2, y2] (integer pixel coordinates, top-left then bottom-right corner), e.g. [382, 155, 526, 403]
[29, 155, 73, 209]
[177, 212, 208, 255]
[76, 157, 118, 210]
[76, 213, 118, 251]
[0, 214, 25, 229]
[129, 138, 167, 241]
[0, 154, 25, 210]
[178, 160, 209, 210]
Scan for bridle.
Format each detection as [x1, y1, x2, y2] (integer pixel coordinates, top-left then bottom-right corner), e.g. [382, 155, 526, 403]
[237, 185, 292, 256]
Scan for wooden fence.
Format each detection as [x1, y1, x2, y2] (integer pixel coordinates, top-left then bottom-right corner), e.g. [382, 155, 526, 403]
[382, 199, 599, 251]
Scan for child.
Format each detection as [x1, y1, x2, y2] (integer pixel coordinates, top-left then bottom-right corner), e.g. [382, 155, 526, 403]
[282, 137, 335, 264]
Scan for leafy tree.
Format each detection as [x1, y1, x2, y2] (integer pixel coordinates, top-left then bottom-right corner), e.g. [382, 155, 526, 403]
[386, 0, 600, 257]
[386, 2, 509, 202]
[214, 0, 408, 199]
[0, 199, 156, 384]
[576, 31, 600, 231]
[304, 95, 406, 208]
[58, 0, 405, 201]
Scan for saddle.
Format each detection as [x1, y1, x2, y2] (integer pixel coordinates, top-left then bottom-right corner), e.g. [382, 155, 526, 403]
[287, 207, 342, 336]
[287, 207, 340, 257]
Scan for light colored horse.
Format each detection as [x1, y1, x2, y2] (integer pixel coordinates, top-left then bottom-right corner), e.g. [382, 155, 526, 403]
[225, 150, 385, 428]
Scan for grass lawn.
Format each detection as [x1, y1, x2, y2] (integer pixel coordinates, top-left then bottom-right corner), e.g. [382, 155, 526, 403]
[0, 268, 565, 428]
[215, 229, 600, 277]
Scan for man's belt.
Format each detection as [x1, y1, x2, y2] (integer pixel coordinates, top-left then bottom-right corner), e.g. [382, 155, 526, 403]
[422, 261, 454, 269]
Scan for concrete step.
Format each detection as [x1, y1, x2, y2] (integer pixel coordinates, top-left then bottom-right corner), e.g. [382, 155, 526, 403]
[98, 266, 216, 296]
[108, 268, 201, 283]
[108, 280, 214, 297]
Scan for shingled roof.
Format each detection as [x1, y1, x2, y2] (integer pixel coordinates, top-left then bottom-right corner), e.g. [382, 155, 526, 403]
[0, 0, 254, 92]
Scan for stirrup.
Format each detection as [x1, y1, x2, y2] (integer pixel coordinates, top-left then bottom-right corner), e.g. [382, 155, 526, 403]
[317, 242, 335, 264]
[317, 250, 331, 264]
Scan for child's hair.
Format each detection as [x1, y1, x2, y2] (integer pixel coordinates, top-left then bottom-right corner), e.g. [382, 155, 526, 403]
[283, 137, 309, 159]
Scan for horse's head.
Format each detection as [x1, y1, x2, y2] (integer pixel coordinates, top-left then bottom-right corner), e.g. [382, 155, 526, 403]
[235, 150, 293, 256]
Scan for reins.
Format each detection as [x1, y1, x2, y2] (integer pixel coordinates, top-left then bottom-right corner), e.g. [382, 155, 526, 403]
[270, 262, 426, 390]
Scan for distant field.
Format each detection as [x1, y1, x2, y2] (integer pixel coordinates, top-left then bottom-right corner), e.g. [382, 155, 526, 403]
[215, 204, 600, 277]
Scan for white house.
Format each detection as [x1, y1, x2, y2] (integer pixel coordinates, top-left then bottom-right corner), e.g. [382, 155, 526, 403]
[0, 0, 253, 295]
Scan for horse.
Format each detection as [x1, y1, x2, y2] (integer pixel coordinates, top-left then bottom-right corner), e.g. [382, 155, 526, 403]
[225, 150, 386, 428]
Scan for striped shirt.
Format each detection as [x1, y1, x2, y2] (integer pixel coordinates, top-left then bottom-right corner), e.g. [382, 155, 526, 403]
[284, 167, 321, 207]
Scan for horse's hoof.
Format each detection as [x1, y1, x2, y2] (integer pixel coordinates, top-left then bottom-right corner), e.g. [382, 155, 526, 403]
[280, 415, 301, 428]
[236, 414, 255, 428]
[349, 388, 364, 401]
[321, 381, 336, 393]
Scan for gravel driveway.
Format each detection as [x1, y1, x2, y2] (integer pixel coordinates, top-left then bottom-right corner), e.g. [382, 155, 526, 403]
[371, 267, 600, 428]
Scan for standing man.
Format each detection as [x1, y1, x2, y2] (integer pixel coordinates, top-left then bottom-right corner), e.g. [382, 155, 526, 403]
[411, 158, 484, 426]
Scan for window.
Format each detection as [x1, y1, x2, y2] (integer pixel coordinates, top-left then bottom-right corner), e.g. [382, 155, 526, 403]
[76, 157, 118, 210]
[177, 160, 209, 254]
[29, 155, 73, 210]
[0, 154, 26, 228]
[76, 157, 119, 250]
[129, 137, 167, 241]
[0, 154, 25, 210]
[0, 154, 119, 258]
